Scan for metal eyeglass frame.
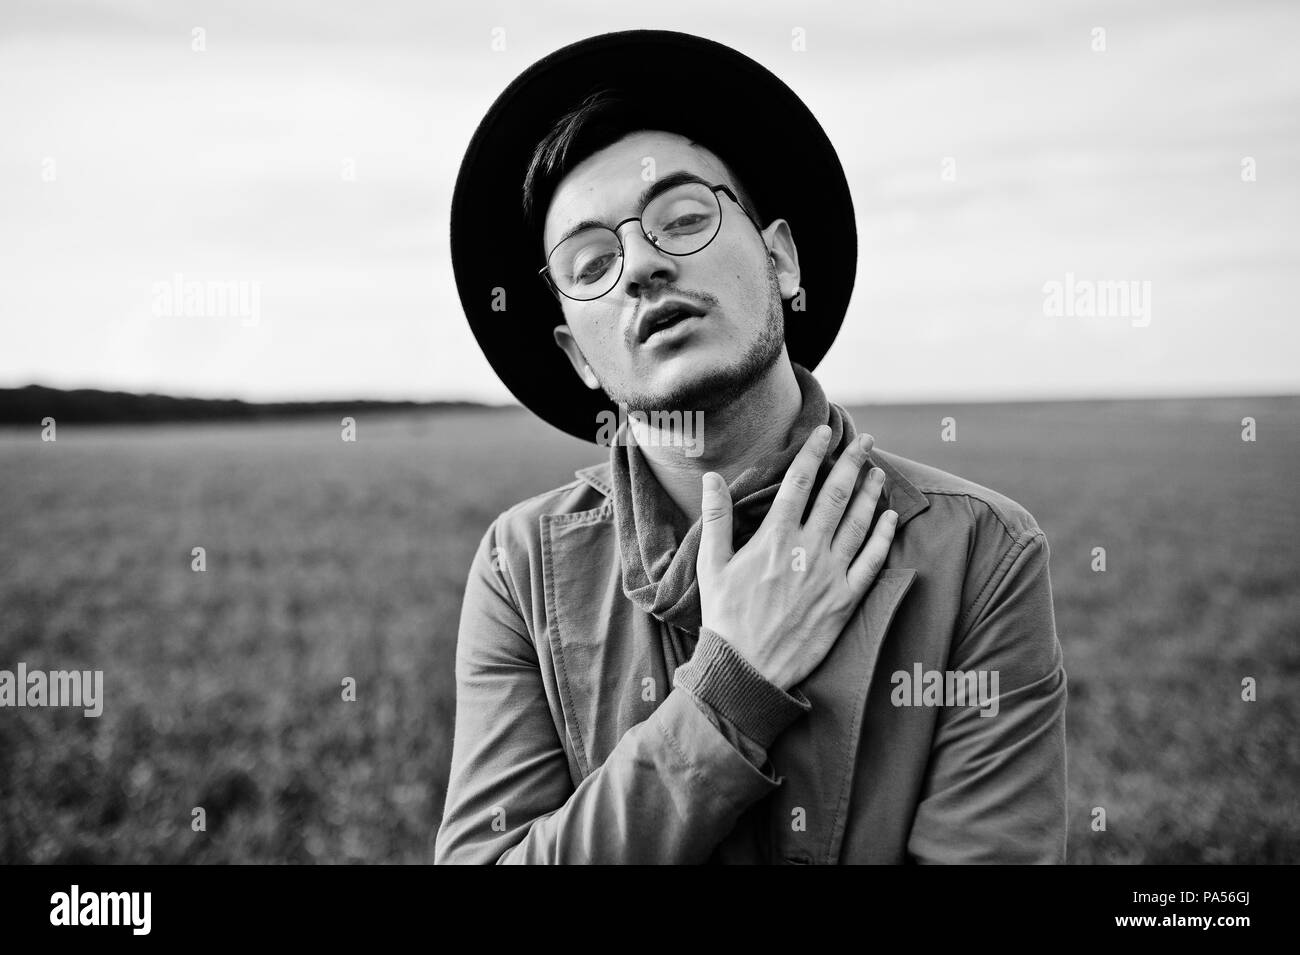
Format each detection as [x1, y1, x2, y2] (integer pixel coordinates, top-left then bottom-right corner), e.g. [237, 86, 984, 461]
[538, 182, 765, 302]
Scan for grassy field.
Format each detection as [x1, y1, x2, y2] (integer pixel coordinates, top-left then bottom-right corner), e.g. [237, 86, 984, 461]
[1, 397, 1297, 864]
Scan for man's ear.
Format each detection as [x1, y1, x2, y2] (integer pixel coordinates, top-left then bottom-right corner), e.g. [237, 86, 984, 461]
[552, 325, 602, 390]
[761, 218, 801, 300]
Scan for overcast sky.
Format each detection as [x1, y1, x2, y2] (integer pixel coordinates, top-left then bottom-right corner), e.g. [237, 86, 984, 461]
[2, 0, 1296, 403]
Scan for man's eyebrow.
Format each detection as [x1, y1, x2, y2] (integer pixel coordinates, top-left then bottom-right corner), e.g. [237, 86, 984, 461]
[550, 170, 713, 250]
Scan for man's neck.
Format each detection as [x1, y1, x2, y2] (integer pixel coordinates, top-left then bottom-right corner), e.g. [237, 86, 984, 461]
[631, 357, 804, 525]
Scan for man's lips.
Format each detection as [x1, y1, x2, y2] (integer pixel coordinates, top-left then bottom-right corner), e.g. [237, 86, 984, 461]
[634, 298, 708, 345]
[641, 314, 702, 347]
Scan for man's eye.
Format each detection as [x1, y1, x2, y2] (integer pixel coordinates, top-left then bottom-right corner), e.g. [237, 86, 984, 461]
[663, 214, 708, 233]
[575, 252, 617, 283]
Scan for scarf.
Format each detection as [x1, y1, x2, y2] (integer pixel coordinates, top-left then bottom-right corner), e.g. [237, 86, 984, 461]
[609, 363, 857, 671]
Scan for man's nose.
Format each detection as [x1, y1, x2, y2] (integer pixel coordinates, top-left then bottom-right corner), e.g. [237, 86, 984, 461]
[617, 223, 678, 297]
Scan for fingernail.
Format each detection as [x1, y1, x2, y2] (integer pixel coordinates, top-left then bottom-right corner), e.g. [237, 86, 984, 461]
[858, 433, 873, 452]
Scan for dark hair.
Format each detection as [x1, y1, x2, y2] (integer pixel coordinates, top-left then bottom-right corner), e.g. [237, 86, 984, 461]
[522, 87, 763, 253]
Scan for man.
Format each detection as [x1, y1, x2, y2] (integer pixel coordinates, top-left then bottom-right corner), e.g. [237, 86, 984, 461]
[435, 30, 1067, 864]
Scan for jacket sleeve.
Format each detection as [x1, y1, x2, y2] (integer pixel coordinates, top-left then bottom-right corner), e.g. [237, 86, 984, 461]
[433, 520, 810, 864]
[906, 529, 1069, 864]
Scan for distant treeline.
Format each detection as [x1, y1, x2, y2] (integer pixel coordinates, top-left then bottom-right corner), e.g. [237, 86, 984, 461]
[0, 385, 493, 424]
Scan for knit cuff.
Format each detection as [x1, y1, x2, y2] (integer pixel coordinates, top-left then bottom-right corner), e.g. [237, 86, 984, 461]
[673, 627, 812, 750]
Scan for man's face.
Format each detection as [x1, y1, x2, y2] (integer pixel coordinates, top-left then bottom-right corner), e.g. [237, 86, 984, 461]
[544, 130, 800, 413]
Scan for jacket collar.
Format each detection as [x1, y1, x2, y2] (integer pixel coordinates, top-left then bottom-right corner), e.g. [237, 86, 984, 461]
[574, 441, 930, 531]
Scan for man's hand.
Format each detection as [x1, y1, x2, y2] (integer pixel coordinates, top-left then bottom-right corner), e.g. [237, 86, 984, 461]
[697, 425, 896, 692]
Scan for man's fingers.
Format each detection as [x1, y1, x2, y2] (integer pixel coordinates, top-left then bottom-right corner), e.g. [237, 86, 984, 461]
[769, 424, 833, 528]
[698, 472, 734, 572]
[846, 509, 897, 593]
[830, 463, 886, 561]
[807, 433, 875, 538]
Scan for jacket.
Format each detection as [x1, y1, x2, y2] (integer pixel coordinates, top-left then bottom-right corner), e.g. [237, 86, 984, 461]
[433, 443, 1068, 864]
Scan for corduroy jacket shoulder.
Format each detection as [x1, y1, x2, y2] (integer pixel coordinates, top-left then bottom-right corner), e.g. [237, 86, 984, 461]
[435, 444, 1068, 864]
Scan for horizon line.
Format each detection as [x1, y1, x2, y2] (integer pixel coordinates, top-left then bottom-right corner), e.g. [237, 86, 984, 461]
[2, 382, 1298, 408]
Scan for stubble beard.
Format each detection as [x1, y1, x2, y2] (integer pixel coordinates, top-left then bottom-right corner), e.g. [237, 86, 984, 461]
[603, 262, 787, 415]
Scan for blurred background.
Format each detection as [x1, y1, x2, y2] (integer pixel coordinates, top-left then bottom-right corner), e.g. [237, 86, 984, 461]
[1, 0, 1297, 863]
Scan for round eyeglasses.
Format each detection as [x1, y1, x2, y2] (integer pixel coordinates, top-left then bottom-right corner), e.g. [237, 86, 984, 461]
[539, 180, 763, 302]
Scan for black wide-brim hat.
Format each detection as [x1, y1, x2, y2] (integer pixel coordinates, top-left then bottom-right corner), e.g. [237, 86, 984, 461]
[450, 29, 857, 443]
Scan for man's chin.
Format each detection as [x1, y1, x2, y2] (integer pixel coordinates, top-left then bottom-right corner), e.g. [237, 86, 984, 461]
[611, 345, 782, 415]
[629, 354, 720, 409]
